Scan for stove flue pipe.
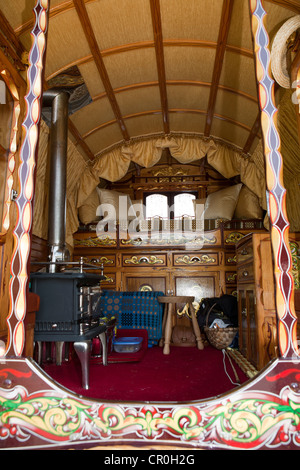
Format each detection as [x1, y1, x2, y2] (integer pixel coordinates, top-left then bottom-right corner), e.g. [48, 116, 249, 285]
[43, 89, 70, 272]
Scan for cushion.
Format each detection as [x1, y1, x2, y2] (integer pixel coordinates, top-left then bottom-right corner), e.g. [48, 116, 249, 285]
[130, 199, 145, 220]
[193, 198, 206, 217]
[203, 184, 242, 220]
[234, 185, 263, 219]
[96, 188, 135, 221]
[78, 188, 100, 225]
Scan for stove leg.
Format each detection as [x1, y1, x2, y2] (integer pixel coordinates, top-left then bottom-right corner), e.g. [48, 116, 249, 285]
[74, 340, 91, 390]
[36, 341, 42, 364]
[55, 341, 64, 365]
[99, 331, 108, 366]
[46, 342, 52, 362]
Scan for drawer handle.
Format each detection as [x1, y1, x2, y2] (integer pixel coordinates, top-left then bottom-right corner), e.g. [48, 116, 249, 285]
[241, 249, 248, 256]
[243, 271, 249, 277]
[139, 256, 149, 263]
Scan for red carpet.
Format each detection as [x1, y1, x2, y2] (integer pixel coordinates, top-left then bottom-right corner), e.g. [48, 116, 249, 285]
[43, 344, 248, 402]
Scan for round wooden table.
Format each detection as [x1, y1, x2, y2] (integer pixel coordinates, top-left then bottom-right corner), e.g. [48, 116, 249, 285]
[157, 295, 204, 355]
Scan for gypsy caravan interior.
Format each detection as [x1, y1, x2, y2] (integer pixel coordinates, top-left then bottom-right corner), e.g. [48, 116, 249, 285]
[0, 0, 300, 409]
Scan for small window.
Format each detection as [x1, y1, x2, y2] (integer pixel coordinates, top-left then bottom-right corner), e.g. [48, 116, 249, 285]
[145, 194, 168, 219]
[145, 192, 197, 219]
[174, 193, 196, 218]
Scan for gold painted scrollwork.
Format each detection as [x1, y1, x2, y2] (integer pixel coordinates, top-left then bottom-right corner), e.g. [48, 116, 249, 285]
[100, 274, 114, 284]
[82, 256, 113, 265]
[226, 273, 237, 282]
[225, 232, 245, 244]
[175, 254, 216, 265]
[75, 236, 117, 247]
[139, 284, 153, 291]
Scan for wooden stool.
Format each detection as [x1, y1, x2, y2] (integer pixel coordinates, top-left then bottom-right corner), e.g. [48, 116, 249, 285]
[158, 296, 204, 355]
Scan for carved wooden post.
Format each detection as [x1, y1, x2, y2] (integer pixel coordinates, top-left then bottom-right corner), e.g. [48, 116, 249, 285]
[6, 0, 50, 357]
[249, 0, 299, 360]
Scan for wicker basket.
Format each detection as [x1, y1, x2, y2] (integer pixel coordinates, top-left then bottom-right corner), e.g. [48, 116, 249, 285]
[203, 303, 238, 350]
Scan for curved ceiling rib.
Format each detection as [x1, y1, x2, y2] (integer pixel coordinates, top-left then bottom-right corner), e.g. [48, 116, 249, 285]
[150, 0, 169, 134]
[45, 41, 254, 82]
[1, 0, 299, 163]
[13, 0, 300, 38]
[204, 0, 234, 136]
[73, 0, 130, 142]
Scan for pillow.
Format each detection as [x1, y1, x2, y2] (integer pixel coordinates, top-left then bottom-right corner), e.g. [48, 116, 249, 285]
[96, 188, 135, 221]
[234, 185, 263, 219]
[203, 184, 242, 220]
[78, 188, 100, 225]
[130, 199, 145, 220]
[193, 198, 206, 215]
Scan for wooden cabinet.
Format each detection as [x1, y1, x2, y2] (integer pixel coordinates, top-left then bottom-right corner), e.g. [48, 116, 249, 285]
[73, 226, 242, 305]
[73, 225, 269, 334]
[236, 233, 277, 370]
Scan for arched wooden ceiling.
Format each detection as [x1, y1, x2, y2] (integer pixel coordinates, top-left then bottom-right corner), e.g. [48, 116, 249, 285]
[0, 0, 300, 162]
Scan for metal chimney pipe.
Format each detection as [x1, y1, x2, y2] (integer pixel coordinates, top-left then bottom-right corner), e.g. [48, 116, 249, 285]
[43, 89, 70, 272]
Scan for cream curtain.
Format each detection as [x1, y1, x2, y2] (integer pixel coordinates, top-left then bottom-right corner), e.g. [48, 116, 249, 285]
[77, 135, 267, 211]
[32, 119, 88, 247]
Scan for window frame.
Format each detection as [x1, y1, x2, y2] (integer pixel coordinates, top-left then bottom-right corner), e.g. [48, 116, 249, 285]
[143, 190, 198, 219]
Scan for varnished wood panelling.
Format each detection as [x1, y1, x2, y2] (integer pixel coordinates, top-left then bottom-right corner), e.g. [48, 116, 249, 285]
[124, 274, 166, 293]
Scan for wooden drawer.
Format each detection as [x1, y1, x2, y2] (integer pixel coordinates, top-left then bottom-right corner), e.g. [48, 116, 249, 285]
[236, 244, 253, 265]
[237, 263, 254, 282]
[74, 254, 116, 268]
[173, 252, 219, 266]
[122, 253, 167, 267]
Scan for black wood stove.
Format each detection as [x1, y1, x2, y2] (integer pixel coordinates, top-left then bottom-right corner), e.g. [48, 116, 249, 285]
[30, 89, 110, 389]
[30, 260, 107, 389]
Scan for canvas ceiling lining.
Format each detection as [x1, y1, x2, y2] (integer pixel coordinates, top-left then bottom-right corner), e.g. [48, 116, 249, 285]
[85, 124, 124, 156]
[102, 48, 159, 89]
[168, 114, 207, 135]
[121, 115, 165, 144]
[41, 0, 261, 157]
[1, 1, 297, 161]
[159, 0, 223, 42]
[213, 89, 258, 127]
[226, 0, 254, 49]
[164, 46, 216, 83]
[86, 0, 154, 49]
[70, 97, 116, 136]
[211, 120, 251, 149]
[115, 86, 162, 118]
[44, 9, 90, 79]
